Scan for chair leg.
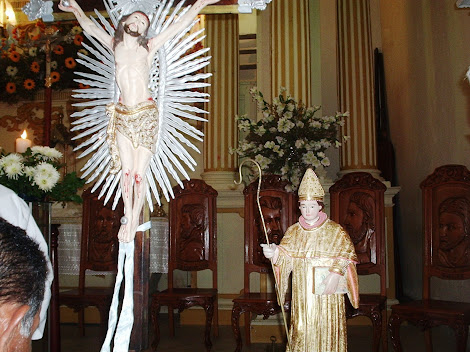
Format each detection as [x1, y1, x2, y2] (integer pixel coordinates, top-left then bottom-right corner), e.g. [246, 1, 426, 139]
[78, 308, 85, 336]
[381, 310, 388, 352]
[424, 329, 433, 352]
[204, 300, 214, 351]
[370, 309, 382, 352]
[150, 298, 161, 351]
[168, 305, 175, 337]
[97, 306, 110, 339]
[213, 297, 219, 337]
[244, 312, 251, 345]
[453, 324, 468, 352]
[388, 312, 403, 352]
[231, 304, 243, 352]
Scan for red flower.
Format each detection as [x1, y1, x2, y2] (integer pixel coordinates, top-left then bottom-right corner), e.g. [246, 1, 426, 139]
[53, 45, 64, 55]
[31, 61, 40, 73]
[23, 79, 35, 90]
[65, 57, 76, 69]
[50, 71, 60, 83]
[6, 82, 16, 94]
[9, 51, 20, 62]
[74, 34, 83, 46]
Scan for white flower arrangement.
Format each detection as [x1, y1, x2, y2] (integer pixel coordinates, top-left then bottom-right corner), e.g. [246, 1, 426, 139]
[231, 87, 349, 191]
[0, 146, 85, 202]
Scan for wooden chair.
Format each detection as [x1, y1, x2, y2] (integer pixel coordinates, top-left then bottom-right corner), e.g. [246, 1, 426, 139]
[151, 179, 218, 351]
[330, 172, 387, 352]
[59, 187, 124, 336]
[388, 164, 470, 351]
[231, 175, 297, 352]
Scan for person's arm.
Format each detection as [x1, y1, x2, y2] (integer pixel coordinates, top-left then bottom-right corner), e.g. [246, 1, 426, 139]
[59, 0, 113, 49]
[148, 0, 220, 55]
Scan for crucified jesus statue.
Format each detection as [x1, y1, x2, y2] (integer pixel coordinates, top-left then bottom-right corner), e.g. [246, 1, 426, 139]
[59, 0, 219, 243]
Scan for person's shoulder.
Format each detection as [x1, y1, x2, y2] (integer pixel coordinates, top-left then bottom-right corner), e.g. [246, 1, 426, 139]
[0, 185, 27, 210]
[0, 185, 32, 228]
[0, 184, 16, 198]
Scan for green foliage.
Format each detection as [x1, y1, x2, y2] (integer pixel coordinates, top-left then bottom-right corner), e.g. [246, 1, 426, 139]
[48, 171, 85, 204]
[0, 146, 85, 203]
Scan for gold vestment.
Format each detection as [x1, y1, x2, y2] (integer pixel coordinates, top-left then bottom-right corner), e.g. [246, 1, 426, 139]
[275, 218, 359, 352]
[106, 101, 159, 174]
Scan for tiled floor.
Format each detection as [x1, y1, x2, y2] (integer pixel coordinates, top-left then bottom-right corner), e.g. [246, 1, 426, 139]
[32, 318, 469, 352]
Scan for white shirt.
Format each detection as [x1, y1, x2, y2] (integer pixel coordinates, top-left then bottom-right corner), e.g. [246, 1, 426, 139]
[0, 185, 53, 340]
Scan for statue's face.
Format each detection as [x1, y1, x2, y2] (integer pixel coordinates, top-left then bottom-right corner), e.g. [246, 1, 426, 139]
[299, 200, 321, 222]
[439, 212, 466, 251]
[124, 12, 149, 37]
[344, 201, 367, 243]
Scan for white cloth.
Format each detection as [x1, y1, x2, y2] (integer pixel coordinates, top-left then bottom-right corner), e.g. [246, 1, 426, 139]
[101, 242, 134, 352]
[0, 185, 53, 340]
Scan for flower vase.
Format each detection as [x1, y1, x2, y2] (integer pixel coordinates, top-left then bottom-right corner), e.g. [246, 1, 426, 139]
[29, 201, 52, 245]
[29, 201, 55, 352]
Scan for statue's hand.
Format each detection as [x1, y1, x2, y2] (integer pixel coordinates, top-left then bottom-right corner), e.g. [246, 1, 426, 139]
[58, 0, 77, 12]
[321, 272, 341, 295]
[261, 243, 279, 262]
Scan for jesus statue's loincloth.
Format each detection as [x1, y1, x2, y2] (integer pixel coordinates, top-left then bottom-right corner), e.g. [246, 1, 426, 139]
[106, 100, 159, 174]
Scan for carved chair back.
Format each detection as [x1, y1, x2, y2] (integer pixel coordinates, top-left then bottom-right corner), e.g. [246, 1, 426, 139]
[168, 179, 218, 290]
[330, 172, 387, 294]
[79, 187, 124, 292]
[420, 164, 470, 299]
[243, 174, 298, 293]
[330, 172, 388, 352]
[388, 165, 470, 352]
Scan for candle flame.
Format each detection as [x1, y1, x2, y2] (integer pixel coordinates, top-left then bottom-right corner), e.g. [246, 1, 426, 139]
[21, 130, 27, 139]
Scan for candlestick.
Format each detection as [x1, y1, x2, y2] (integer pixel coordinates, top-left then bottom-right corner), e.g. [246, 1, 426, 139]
[16, 130, 32, 153]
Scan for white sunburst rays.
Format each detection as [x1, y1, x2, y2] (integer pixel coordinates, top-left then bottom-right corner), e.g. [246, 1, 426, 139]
[69, 9, 122, 210]
[69, 0, 212, 210]
[147, 5, 212, 205]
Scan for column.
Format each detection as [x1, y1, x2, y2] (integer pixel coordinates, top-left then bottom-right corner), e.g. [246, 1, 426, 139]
[337, 0, 380, 177]
[201, 14, 240, 195]
[337, 0, 401, 311]
[271, 0, 311, 105]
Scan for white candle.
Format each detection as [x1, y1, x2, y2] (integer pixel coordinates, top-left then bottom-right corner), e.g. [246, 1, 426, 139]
[16, 130, 32, 153]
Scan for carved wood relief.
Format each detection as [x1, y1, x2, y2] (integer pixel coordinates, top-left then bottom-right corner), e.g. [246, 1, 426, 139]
[253, 195, 285, 266]
[0, 101, 74, 145]
[178, 203, 207, 263]
[436, 196, 470, 268]
[88, 205, 120, 265]
[341, 191, 377, 265]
